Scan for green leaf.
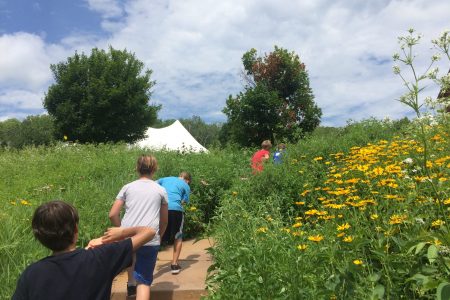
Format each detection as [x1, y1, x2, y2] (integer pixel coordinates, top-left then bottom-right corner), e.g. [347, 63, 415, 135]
[368, 273, 381, 283]
[407, 242, 427, 255]
[437, 282, 450, 300]
[427, 245, 439, 264]
[371, 284, 385, 300]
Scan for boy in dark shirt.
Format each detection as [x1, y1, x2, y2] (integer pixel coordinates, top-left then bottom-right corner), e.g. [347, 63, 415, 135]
[12, 200, 155, 300]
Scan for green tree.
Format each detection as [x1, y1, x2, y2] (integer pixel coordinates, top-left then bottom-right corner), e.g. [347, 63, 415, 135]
[44, 47, 159, 143]
[222, 46, 322, 147]
[20, 115, 55, 147]
[0, 118, 21, 148]
[180, 116, 221, 148]
[0, 115, 55, 148]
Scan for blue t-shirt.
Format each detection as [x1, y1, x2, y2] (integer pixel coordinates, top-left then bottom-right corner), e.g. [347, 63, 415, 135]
[273, 150, 286, 164]
[157, 177, 190, 212]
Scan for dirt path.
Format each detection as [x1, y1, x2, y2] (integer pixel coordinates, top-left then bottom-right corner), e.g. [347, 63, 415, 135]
[111, 238, 213, 300]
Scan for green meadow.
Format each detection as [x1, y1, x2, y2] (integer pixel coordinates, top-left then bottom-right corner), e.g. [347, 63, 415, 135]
[2, 116, 449, 299]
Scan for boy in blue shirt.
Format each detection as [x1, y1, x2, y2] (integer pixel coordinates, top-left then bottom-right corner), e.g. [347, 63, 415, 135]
[157, 171, 191, 274]
[273, 143, 287, 164]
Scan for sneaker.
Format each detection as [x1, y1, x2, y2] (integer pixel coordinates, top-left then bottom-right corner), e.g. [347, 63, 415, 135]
[127, 284, 136, 297]
[171, 264, 181, 274]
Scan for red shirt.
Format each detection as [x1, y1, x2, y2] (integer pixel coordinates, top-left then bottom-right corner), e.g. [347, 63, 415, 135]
[251, 149, 270, 173]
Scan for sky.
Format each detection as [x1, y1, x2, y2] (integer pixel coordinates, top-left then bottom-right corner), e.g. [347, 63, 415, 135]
[0, 0, 449, 126]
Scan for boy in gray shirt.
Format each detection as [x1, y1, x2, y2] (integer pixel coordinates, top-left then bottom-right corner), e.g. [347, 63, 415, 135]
[109, 155, 168, 299]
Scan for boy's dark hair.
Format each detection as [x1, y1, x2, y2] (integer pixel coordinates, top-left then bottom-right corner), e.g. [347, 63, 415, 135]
[32, 200, 79, 251]
[136, 155, 158, 176]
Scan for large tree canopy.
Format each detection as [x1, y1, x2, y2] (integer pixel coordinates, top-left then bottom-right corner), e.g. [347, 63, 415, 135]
[223, 46, 322, 146]
[44, 47, 159, 143]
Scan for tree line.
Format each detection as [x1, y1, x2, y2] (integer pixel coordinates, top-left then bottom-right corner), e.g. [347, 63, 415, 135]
[1, 46, 322, 149]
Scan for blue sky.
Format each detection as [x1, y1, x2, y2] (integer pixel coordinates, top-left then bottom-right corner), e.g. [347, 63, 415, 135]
[0, 0, 103, 42]
[0, 0, 449, 126]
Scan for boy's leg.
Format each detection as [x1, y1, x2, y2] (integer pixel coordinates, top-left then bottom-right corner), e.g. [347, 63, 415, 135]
[136, 284, 151, 300]
[170, 212, 184, 274]
[127, 254, 137, 296]
[133, 245, 159, 299]
[172, 238, 182, 265]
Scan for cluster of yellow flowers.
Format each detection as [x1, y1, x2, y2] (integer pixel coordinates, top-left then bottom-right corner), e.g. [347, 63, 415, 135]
[286, 128, 449, 262]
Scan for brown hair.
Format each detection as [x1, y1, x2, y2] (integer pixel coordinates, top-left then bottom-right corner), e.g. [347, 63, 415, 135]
[278, 143, 286, 150]
[261, 140, 272, 150]
[136, 155, 158, 176]
[179, 171, 192, 183]
[32, 200, 79, 252]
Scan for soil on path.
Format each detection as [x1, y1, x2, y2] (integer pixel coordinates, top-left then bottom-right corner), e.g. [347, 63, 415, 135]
[111, 238, 213, 300]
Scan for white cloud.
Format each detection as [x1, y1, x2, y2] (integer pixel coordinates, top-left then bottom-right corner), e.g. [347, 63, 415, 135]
[0, 89, 44, 110]
[1, 0, 449, 126]
[86, 0, 123, 19]
[0, 32, 100, 118]
[0, 32, 53, 89]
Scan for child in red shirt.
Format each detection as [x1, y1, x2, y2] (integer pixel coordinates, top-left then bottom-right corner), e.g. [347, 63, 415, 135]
[251, 140, 272, 173]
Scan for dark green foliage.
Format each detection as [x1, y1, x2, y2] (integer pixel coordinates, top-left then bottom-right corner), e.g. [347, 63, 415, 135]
[0, 115, 55, 148]
[44, 47, 159, 143]
[0, 118, 21, 147]
[222, 46, 322, 147]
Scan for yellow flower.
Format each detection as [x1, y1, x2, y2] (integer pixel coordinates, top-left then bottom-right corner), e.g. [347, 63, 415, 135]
[443, 198, 450, 205]
[373, 167, 384, 176]
[189, 206, 197, 211]
[337, 223, 351, 231]
[343, 236, 354, 243]
[431, 134, 442, 141]
[20, 200, 31, 206]
[256, 227, 268, 233]
[232, 191, 238, 196]
[370, 214, 379, 220]
[353, 259, 363, 265]
[337, 232, 345, 237]
[300, 190, 311, 197]
[439, 177, 448, 182]
[63, 135, 68, 141]
[297, 244, 307, 250]
[308, 235, 324, 242]
[292, 222, 303, 228]
[432, 239, 442, 245]
[313, 156, 323, 161]
[295, 201, 305, 205]
[431, 219, 445, 227]
[389, 214, 407, 225]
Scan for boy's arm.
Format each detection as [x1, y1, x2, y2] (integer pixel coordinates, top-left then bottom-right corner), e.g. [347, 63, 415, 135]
[109, 199, 124, 226]
[159, 202, 168, 238]
[100, 226, 156, 251]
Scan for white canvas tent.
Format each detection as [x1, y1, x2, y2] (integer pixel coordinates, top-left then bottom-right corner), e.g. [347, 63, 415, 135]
[134, 120, 208, 153]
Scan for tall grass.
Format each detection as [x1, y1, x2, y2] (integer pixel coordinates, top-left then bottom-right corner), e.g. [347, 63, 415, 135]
[0, 143, 248, 299]
[207, 118, 450, 299]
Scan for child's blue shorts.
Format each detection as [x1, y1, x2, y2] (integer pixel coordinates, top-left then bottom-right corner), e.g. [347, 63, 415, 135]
[133, 245, 160, 285]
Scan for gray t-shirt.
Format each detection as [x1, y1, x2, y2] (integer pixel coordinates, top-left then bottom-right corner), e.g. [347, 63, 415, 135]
[116, 178, 168, 246]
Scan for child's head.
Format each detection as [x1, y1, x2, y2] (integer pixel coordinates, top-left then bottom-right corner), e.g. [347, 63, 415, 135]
[278, 143, 286, 150]
[32, 200, 79, 252]
[261, 140, 272, 150]
[136, 155, 158, 177]
[179, 171, 192, 184]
